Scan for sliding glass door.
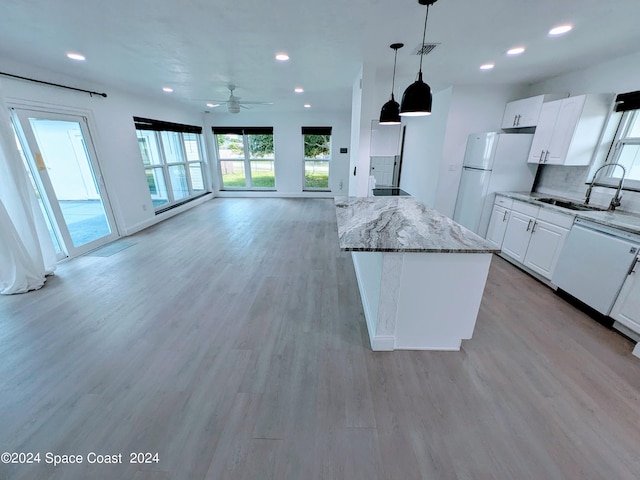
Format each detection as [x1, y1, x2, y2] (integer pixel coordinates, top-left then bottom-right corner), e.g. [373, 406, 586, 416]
[12, 108, 118, 258]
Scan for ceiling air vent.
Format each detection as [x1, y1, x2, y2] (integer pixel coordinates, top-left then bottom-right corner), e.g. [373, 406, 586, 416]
[413, 43, 440, 56]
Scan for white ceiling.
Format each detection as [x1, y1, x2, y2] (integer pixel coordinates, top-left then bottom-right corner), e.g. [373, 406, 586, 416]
[1, 0, 639, 114]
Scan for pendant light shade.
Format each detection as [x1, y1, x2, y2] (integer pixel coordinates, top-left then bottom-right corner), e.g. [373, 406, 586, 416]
[400, 72, 432, 116]
[379, 43, 404, 125]
[400, 0, 437, 117]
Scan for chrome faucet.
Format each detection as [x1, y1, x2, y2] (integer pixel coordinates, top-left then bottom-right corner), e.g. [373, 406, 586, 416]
[584, 162, 626, 211]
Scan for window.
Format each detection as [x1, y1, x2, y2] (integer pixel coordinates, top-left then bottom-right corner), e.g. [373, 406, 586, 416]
[134, 117, 208, 212]
[213, 127, 275, 189]
[302, 126, 332, 191]
[598, 91, 640, 186]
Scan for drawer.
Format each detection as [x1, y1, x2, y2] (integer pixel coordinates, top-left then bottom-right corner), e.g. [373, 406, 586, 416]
[511, 199, 540, 217]
[494, 195, 513, 209]
[537, 208, 575, 229]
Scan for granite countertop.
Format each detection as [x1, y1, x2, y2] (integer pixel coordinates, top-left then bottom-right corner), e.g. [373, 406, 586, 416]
[498, 192, 640, 235]
[334, 196, 499, 253]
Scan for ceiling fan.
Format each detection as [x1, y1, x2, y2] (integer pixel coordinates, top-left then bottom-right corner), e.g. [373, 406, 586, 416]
[206, 85, 273, 113]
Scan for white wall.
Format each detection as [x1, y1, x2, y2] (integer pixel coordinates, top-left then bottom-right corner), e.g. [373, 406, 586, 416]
[525, 50, 640, 97]
[351, 63, 380, 197]
[348, 67, 363, 195]
[399, 87, 452, 207]
[205, 110, 351, 197]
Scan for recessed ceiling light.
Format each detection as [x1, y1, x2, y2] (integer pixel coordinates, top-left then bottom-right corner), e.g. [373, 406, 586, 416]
[206, 103, 220, 108]
[162, 87, 173, 93]
[506, 47, 525, 56]
[480, 63, 495, 70]
[549, 24, 573, 36]
[304, 104, 311, 108]
[275, 53, 290, 62]
[66, 52, 85, 61]
[294, 87, 304, 93]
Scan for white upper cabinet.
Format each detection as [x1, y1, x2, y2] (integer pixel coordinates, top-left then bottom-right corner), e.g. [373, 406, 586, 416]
[501, 94, 563, 129]
[527, 94, 613, 166]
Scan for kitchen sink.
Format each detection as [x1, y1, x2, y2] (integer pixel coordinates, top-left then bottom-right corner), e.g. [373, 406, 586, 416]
[535, 197, 608, 211]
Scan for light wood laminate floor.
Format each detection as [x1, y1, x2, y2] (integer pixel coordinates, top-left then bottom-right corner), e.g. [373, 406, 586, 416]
[1, 198, 639, 480]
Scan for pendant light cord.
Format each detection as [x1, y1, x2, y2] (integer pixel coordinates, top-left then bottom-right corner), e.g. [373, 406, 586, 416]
[391, 48, 398, 98]
[418, 4, 430, 74]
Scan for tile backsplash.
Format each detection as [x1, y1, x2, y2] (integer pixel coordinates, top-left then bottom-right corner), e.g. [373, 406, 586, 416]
[534, 164, 640, 214]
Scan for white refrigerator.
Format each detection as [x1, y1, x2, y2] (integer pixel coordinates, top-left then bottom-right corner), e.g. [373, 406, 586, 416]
[453, 132, 536, 237]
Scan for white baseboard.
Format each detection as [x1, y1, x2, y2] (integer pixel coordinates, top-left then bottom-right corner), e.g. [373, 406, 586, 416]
[123, 193, 215, 236]
[370, 336, 395, 351]
[215, 191, 337, 199]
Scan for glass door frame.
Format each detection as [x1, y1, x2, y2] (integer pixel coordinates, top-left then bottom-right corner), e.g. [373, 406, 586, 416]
[11, 107, 119, 258]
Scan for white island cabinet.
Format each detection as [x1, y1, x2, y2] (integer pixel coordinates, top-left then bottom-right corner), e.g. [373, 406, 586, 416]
[335, 196, 498, 351]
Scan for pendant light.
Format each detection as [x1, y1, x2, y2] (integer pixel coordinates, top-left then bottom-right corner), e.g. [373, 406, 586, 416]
[379, 43, 404, 125]
[400, 0, 437, 116]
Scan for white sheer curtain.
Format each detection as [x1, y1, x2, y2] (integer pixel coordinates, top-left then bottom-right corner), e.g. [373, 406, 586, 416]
[0, 82, 57, 294]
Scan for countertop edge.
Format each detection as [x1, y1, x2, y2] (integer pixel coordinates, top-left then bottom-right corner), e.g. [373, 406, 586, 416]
[496, 191, 640, 235]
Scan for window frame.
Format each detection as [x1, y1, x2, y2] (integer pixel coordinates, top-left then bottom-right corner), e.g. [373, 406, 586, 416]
[213, 127, 276, 190]
[593, 91, 640, 191]
[302, 126, 332, 192]
[134, 117, 208, 213]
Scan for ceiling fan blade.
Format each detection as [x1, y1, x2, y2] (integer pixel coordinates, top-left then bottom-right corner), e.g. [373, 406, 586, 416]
[240, 101, 274, 105]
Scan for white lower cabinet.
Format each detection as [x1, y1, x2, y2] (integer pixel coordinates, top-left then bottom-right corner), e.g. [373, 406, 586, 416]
[486, 204, 510, 247]
[498, 199, 573, 280]
[502, 210, 536, 262]
[523, 219, 569, 279]
[611, 261, 640, 335]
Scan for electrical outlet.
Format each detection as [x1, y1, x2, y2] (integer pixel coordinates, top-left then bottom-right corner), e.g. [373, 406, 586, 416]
[339, 180, 343, 190]
[142, 204, 148, 211]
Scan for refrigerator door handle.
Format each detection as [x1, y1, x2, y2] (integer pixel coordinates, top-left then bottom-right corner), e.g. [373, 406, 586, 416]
[627, 256, 639, 276]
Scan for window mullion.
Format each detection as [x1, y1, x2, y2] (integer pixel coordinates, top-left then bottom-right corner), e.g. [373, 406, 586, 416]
[178, 133, 194, 195]
[243, 133, 252, 188]
[156, 131, 175, 203]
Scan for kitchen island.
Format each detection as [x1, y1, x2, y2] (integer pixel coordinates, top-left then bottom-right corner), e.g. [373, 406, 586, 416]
[335, 196, 499, 351]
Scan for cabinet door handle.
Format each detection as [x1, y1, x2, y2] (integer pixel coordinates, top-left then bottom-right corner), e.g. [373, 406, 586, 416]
[503, 210, 508, 222]
[516, 114, 521, 126]
[539, 150, 545, 163]
[526, 219, 533, 231]
[531, 221, 537, 233]
[544, 151, 550, 163]
[513, 115, 517, 127]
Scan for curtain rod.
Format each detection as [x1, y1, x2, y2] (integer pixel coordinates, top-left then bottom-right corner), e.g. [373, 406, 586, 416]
[0, 71, 107, 98]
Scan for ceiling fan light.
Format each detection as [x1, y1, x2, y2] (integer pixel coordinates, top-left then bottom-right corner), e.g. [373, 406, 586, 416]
[400, 72, 432, 116]
[379, 95, 401, 124]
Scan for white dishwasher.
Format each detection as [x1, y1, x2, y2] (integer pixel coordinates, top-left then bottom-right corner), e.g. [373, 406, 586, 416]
[552, 218, 640, 315]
